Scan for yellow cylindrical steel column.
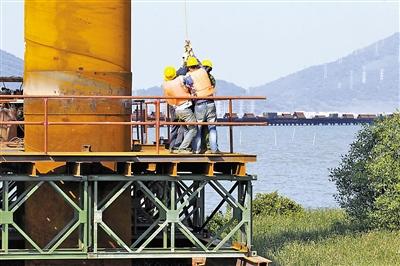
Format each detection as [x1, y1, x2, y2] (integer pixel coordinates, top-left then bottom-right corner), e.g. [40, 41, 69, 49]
[23, 2, 132, 265]
[24, 0, 132, 153]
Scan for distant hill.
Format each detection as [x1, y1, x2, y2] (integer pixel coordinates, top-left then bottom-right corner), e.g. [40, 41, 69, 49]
[0, 49, 23, 89]
[135, 79, 248, 115]
[135, 79, 246, 96]
[249, 33, 399, 114]
[2, 33, 399, 114]
[0, 49, 23, 76]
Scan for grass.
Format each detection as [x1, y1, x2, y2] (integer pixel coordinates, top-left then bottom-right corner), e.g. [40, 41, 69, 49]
[253, 209, 400, 265]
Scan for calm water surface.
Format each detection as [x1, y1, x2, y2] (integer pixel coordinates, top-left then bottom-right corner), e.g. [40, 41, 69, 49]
[153, 125, 361, 209]
[209, 125, 361, 209]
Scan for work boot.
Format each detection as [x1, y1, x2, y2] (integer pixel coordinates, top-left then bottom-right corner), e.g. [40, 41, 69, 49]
[205, 149, 221, 154]
[173, 149, 192, 154]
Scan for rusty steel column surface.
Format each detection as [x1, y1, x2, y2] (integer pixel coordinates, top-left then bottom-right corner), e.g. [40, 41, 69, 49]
[24, 0, 132, 154]
[23, 1, 132, 265]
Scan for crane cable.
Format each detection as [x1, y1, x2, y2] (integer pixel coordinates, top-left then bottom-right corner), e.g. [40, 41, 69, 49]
[183, 0, 194, 59]
[184, 0, 189, 41]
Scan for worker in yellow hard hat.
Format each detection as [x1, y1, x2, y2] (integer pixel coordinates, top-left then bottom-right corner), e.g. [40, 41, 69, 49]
[186, 56, 220, 154]
[202, 59, 212, 69]
[162, 66, 197, 154]
[164, 66, 176, 81]
[199, 59, 216, 152]
[202, 59, 216, 88]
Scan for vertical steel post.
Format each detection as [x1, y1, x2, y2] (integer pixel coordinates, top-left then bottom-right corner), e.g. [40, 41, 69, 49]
[140, 101, 144, 144]
[144, 104, 149, 144]
[192, 181, 199, 228]
[200, 183, 205, 229]
[44, 97, 49, 154]
[170, 181, 176, 252]
[88, 181, 93, 249]
[155, 100, 161, 154]
[135, 105, 140, 141]
[1, 181, 9, 253]
[246, 180, 253, 248]
[93, 181, 98, 253]
[163, 182, 168, 248]
[79, 182, 84, 250]
[130, 113, 133, 148]
[229, 99, 233, 153]
[235, 181, 244, 242]
[82, 181, 89, 252]
[167, 104, 171, 141]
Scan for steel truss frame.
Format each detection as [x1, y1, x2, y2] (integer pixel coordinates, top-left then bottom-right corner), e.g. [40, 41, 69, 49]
[0, 174, 253, 260]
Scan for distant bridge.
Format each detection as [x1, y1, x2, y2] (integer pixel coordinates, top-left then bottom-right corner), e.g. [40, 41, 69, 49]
[217, 111, 387, 126]
[217, 116, 381, 126]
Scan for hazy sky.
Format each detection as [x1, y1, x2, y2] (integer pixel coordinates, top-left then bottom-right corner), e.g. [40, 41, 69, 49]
[0, 0, 399, 90]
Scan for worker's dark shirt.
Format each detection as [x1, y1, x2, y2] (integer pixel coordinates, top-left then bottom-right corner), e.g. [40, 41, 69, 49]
[182, 75, 194, 88]
[208, 73, 216, 88]
[177, 66, 188, 76]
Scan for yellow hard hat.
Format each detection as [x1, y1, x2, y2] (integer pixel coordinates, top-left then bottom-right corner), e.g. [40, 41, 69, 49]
[202, 59, 213, 68]
[186, 56, 199, 67]
[164, 66, 176, 81]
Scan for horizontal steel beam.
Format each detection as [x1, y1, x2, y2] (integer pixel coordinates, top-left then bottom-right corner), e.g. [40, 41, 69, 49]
[0, 153, 257, 161]
[0, 94, 265, 100]
[0, 153, 256, 163]
[0, 174, 256, 182]
[0, 76, 23, 82]
[0, 249, 247, 260]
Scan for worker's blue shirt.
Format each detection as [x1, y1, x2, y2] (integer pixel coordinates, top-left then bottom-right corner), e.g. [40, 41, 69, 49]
[182, 75, 193, 87]
[177, 66, 188, 76]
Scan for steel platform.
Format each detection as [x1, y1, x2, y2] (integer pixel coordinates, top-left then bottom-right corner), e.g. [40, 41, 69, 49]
[0, 151, 257, 261]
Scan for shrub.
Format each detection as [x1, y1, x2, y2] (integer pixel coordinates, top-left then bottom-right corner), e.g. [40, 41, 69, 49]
[208, 192, 303, 236]
[330, 113, 400, 230]
[207, 206, 238, 239]
[253, 191, 303, 216]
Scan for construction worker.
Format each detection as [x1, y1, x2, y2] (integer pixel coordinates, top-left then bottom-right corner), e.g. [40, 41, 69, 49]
[199, 59, 216, 152]
[162, 66, 197, 154]
[202, 59, 216, 88]
[168, 106, 188, 151]
[186, 56, 220, 154]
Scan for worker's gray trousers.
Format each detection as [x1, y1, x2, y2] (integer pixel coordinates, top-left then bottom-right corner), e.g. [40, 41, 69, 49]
[193, 101, 219, 153]
[175, 107, 197, 150]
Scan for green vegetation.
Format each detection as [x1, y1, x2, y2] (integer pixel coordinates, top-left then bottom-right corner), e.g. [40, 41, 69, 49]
[253, 209, 400, 265]
[252, 115, 400, 264]
[208, 192, 400, 265]
[330, 113, 400, 229]
[207, 205, 236, 238]
[208, 192, 303, 238]
[209, 114, 400, 264]
[253, 191, 303, 216]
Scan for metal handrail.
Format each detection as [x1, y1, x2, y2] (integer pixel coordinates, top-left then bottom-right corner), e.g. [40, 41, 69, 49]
[0, 95, 267, 154]
[0, 95, 265, 100]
